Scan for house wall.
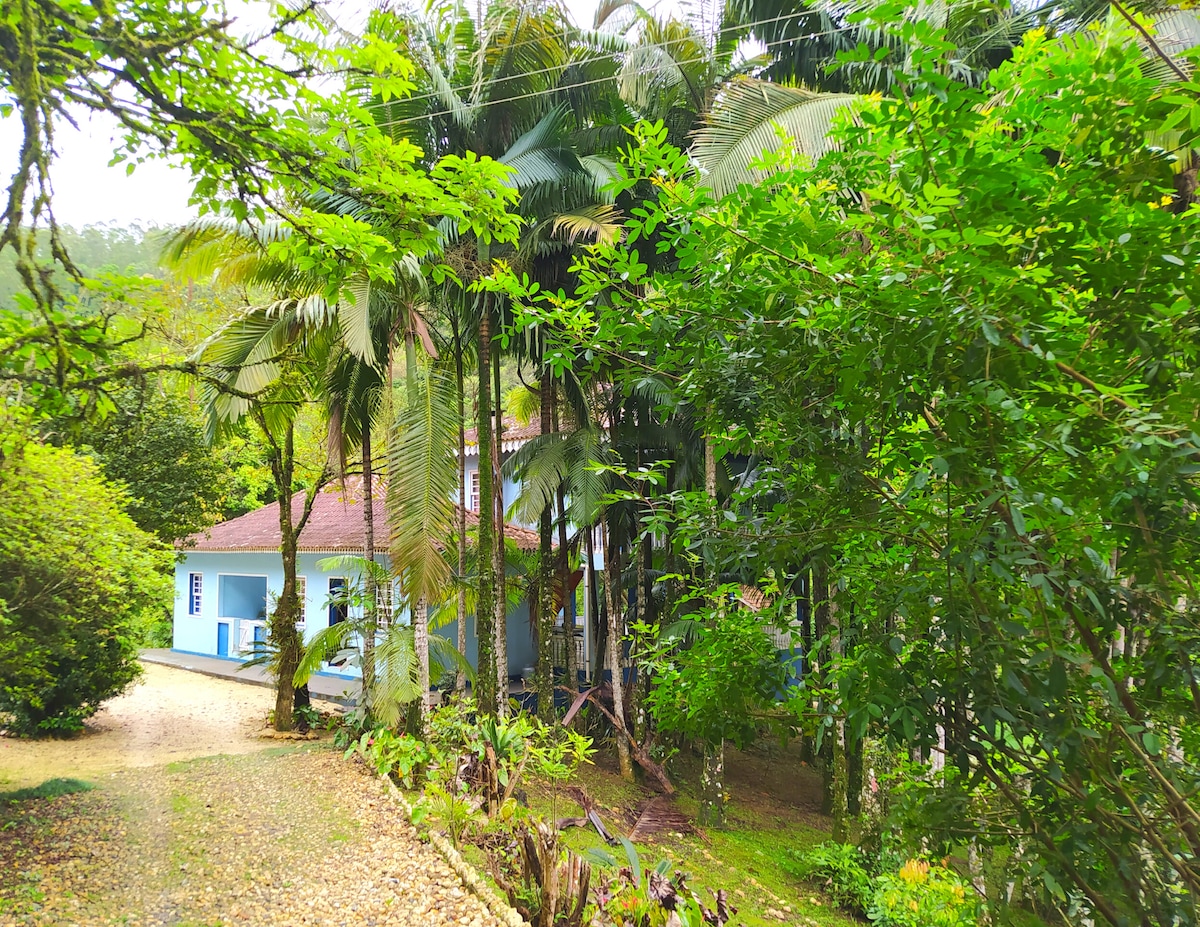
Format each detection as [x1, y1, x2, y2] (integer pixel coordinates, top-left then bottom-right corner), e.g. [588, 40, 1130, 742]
[174, 551, 536, 679]
[437, 601, 535, 683]
[460, 453, 530, 528]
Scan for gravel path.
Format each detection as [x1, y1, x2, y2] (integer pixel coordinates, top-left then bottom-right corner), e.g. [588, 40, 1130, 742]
[1, 747, 501, 926]
[0, 663, 288, 790]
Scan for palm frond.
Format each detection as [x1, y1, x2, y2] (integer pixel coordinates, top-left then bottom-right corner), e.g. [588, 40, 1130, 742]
[550, 204, 623, 245]
[691, 78, 857, 198]
[388, 363, 459, 605]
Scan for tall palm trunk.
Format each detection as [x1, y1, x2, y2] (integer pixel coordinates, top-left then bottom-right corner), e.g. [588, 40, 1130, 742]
[604, 518, 634, 780]
[554, 390, 576, 694]
[492, 342, 507, 716]
[262, 418, 317, 734]
[699, 431, 726, 826]
[535, 355, 555, 721]
[404, 330, 431, 731]
[475, 304, 497, 715]
[454, 317, 468, 693]
[361, 421, 377, 708]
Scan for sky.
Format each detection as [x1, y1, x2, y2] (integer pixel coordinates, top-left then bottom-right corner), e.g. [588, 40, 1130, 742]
[0, 0, 669, 229]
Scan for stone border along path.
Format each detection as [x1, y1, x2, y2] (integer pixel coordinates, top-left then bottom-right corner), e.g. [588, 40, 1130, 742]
[381, 775, 525, 927]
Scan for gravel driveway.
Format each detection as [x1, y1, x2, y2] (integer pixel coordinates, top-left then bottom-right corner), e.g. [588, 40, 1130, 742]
[0, 667, 501, 927]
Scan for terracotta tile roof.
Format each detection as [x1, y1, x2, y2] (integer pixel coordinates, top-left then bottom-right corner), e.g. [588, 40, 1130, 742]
[182, 476, 540, 553]
[462, 419, 542, 454]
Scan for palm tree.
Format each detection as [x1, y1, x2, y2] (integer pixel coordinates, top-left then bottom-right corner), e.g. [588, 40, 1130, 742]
[189, 300, 334, 732]
[365, 0, 627, 714]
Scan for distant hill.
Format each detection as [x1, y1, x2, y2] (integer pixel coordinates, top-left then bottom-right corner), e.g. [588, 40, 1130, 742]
[0, 223, 174, 306]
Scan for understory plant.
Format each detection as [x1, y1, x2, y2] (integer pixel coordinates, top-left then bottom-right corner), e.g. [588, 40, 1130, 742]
[586, 838, 734, 927]
[788, 843, 979, 927]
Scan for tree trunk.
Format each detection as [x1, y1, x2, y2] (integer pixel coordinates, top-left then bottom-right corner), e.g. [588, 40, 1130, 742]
[630, 535, 649, 744]
[603, 519, 633, 780]
[404, 331, 431, 732]
[492, 342, 508, 716]
[586, 526, 601, 684]
[553, 392, 576, 695]
[269, 420, 303, 733]
[475, 305, 497, 715]
[361, 421, 377, 710]
[698, 741, 726, 828]
[536, 355, 555, 721]
[455, 322, 468, 693]
[414, 596, 430, 734]
[698, 426, 723, 820]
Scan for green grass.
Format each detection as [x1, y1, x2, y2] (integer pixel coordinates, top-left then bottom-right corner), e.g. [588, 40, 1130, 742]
[414, 757, 858, 927]
[0, 777, 95, 805]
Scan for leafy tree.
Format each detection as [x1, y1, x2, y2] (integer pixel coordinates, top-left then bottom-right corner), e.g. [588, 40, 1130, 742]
[643, 585, 794, 827]
[82, 386, 229, 544]
[496, 9, 1200, 920]
[0, 430, 172, 735]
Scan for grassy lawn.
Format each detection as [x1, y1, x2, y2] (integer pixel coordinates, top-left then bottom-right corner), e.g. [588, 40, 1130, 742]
[423, 739, 860, 927]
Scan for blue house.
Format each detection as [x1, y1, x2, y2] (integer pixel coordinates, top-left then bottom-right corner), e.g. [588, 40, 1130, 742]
[173, 476, 542, 680]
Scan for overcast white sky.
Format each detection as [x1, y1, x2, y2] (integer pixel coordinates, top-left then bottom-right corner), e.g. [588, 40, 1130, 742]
[0, 0, 677, 229]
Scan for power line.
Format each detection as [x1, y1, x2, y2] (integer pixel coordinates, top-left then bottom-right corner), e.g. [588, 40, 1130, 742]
[371, 24, 857, 131]
[367, 11, 854, 122]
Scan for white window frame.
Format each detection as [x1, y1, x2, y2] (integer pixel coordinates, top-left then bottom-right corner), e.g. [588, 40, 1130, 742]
[188, 572, 203, 616]
[295, 575, 307, 629]
[469, 469, 481, 512]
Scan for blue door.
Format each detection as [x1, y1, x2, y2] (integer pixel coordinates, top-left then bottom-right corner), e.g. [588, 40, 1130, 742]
[216, 622, 230, 657]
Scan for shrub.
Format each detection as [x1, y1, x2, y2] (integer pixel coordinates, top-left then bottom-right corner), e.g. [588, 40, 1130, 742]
[347, 727, 438, 787]
[869, 859, 980, 927]
[0, 441, 171, 735]
[783, 842, 874, 915]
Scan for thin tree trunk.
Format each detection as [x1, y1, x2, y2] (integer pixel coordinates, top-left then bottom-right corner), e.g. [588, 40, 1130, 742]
[454, 319, 468, 693]
[630, 534, 648, 744]
[586, 526, 601, 684]
[405, 331, 431, 731]
[604, 518, 633, 780]
[268, 420, 303, 733]
[475, 305, 497, 715]
[536, 352, 555, 721]
[698, 742, 726, 828]
[361, 421, 377, 711]
[553, 390, 576, 695]
[492, 341, 507, 716]
[700, 429, 724, 824]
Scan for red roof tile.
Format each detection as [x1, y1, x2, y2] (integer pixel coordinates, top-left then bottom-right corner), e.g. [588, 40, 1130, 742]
[462, 419, 542, 452]
[182, 476, 540, 553]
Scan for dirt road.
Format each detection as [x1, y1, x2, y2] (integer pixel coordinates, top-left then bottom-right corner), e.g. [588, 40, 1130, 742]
[0, 665, 500, 927]
[0, 662, 281, 790]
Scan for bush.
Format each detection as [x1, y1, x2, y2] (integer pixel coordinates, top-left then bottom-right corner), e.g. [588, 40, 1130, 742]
[869, 860, 979, 927]
[0, 440, 171, 735]
[783, 842, 874, 915]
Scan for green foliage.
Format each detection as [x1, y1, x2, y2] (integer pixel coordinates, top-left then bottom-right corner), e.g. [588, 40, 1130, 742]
[786, 844, 978, 927]
[0, 438, 172, 735]
[783, 843, 874, 915]
[347, 727, 439, 788]
[585, 838, 735, 927]
[491, 8, 1200, 922]
[642, 583, 793, 750]
[868, 860, 979, 927]
[83, 386, 230, 544]
[0, 778, 95, 806]
[420, 780, 486, 849]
